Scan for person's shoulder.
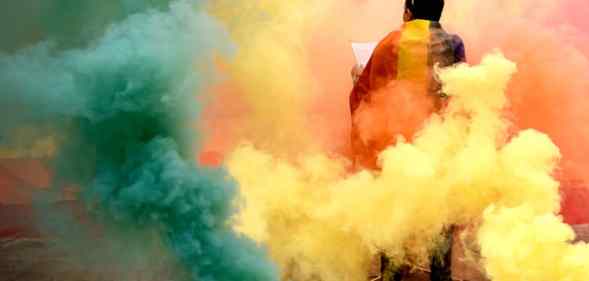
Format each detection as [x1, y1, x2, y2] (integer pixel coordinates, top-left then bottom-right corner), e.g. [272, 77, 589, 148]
[449, 33, 467, 62]
[374, 30, 402, 52]
[450, 33, 465, 45]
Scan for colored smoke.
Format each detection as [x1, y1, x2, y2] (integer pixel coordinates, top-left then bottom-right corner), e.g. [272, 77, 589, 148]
[2, 0, 589, 281]
[228, 53, 589, 281]
[0, 1, 277, 280]
[199, 1, 589, 279]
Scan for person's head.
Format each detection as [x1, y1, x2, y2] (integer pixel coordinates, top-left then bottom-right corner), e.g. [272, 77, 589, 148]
[404, 0, 445, 22]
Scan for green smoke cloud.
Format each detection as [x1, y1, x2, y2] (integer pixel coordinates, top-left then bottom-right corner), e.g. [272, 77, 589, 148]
[0, 1, 277, 280]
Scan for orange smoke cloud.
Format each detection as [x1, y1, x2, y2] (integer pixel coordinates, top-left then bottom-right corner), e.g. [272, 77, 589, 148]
[310, 0, 589, 222]
[201, 0, 589, 222]
[351, 81, 438, 169]
[443, 0, 589, 185]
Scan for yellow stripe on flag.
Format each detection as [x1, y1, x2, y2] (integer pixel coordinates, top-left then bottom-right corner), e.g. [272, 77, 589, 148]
[397, 19, 430, 82]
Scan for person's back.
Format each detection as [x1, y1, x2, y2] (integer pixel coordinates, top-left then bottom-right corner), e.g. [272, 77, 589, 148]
[350, 0, 465, 170]
[349, 1, 464, 281]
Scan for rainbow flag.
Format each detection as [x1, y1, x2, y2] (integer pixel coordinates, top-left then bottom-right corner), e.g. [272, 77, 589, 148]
[350, 19, 465, 114]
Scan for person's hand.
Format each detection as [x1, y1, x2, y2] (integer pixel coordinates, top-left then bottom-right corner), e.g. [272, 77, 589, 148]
[351, 64, 365, 84]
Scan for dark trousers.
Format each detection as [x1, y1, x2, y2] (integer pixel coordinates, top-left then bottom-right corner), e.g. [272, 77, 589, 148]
[381, 228, 453, 281]
[429, 232, 453, 281]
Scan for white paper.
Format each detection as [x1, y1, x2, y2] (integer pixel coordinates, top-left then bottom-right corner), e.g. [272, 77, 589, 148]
[351, 42, 378, 66]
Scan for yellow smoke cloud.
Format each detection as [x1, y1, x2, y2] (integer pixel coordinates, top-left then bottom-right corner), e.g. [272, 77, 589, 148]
[208, 1, 334, 154]
[228, 52, 589, 281]
[479, 206, 589, 281]
[228, 145, 369, 281]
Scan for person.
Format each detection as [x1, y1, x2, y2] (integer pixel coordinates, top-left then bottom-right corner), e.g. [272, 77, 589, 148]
[350, 0, 465, 170]
[349, 1, 465, 281]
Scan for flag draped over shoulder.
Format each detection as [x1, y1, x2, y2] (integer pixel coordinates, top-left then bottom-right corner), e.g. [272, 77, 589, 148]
[350, 19, 465, 169]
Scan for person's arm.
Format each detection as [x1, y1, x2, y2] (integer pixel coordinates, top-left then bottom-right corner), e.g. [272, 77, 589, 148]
[349, 31, 401, 115]
[350, 56, 374, 115]
[351, 64, 365, 85]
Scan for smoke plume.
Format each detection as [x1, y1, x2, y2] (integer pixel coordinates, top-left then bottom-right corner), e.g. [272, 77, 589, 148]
[0, 1, 277, 280]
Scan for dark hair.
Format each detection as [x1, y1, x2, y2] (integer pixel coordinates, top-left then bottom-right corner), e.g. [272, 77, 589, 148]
[405, 0, 445, 21]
